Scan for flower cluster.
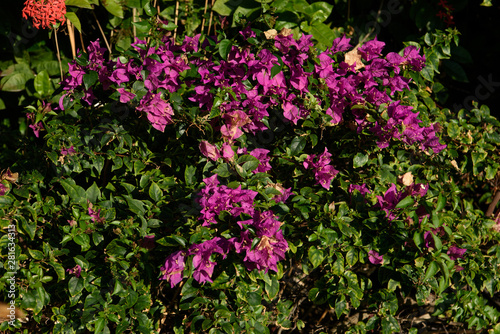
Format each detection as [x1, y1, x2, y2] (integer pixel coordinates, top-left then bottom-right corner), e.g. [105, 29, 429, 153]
[26, 112, 44, 138]
[59, 30, 445, 154]
[160, 174, 289, 287]
[370, 101, 446, 153]
[197, 174, 258, 226]
[59, 37, 190, 132]
[22, 0, 66, 30]
[376, 182, 428, 221]
[303, 148, 339, 190]
[57, 27, 451, 290]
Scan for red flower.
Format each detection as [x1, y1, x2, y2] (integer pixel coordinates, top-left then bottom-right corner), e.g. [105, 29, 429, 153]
[22, 0, 66, 30]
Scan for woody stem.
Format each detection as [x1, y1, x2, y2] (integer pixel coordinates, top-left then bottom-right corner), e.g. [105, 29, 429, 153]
[53, 27, 64, 81]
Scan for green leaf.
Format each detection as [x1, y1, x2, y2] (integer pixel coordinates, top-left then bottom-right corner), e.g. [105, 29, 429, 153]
[49, 261, 66, 281]
[387, 279, 401, 292]
[184, 165, 197, 186]
[65, 0, 93, 8]
[304, 2, 333, 23]
[74, 234, 91, 251]
[60, 179, 87, 206]
[1, 73, 27, 92]
[446, 122, 461, 138]
[29, 248, 45, 260]
[413, 231, 424, 251]
[290, 137, 306, 156]
[436, 194, 446, 211]
[65, 12, 82, 32]
[212, 0, 235, 16]
[83, 71, 98, 90]
[68, 276, 84, 297]
[395, 196, 414, 209]
[86, 182, 101, 203]
[123, 195, 146, 215]
[247, 292, 261, 306]
[332, 254, 344, 275]
[237, 154, 260, 173]
[471, 151, 487, 167]
[270, 63, 282, 78]
[34, 70, 53, 97]
[101, 0, 124, 18]
[106, 239, 127, 258]
[346, 248, 358, 267]
[424, 261, 439, 281]
[95, 317, 106, 333]
[308, 246, 324, 268]
[144, 2, 158, 16]
[156, 235, 187, 247]
[149, 182, 162, 202]
[335, 297, 346, 319]
[353, 152, 368, 168]
[219, 39, 232, 60]
[265, 275, 279, 300]
[309, 22, 336, 49]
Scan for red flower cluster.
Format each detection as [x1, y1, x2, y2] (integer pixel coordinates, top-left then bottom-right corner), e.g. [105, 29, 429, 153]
[22, 0, 66, 30]
[436, 0, 454, 26]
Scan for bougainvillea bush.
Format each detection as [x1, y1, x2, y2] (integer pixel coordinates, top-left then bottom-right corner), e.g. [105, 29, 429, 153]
[2, 2, 500, 333]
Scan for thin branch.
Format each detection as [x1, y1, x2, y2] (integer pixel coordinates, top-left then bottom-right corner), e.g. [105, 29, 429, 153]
[132, 8, 137, 41]
[201, 0, 209, 34]
[53, 27, 64, 82]
[79, 30, 86, 53]
[173, 0, 179, 44]
[92, 11, 112, 59]
[207, 0, 215, 36]
[67, 19, 76, 59]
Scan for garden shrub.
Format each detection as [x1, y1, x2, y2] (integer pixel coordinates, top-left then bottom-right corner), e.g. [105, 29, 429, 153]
[1, 1, 500, 333]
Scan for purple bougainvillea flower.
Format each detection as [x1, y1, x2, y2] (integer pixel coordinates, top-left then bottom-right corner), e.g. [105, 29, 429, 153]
[348, 183, 370, 195]
[376, 184, 407, 221]
[239, 25, 256, 40]
[268, 183, 293, 203]
[110, 68, 130, 85]
[197, 174, 258, 226]
[424, 227, 445, 248]
[403, 45, 426, 71]
[66, 265, 82, 278]
[181, 34, 201, 53]
[88, 202, 105, 224]
[117, 88, 136, 103]
[61, 146, 76, 156]
[232, 211, 288, 273]
[189, 237, 229, 284]
[160, 250, 186, 288]
[29, 122, 44, 138]
[250, 148, 272, 173]
[447, 246, 467, 261]
[358, 38, 385, 61]
[303, 148, 339, 190]
[329, 35, 352, 54]
[221, 142, 235, 161]
[199, 141, 220, 161]
[136, 93, 174, 132]
[368, 250, 383, 265]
